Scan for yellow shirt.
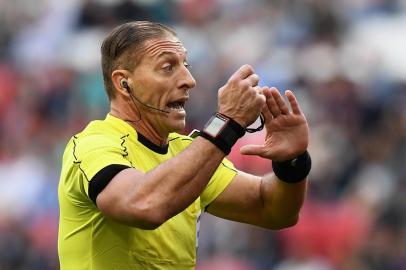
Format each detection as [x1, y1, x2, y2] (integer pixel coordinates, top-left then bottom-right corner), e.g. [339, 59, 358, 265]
[58, 114, 237, 270]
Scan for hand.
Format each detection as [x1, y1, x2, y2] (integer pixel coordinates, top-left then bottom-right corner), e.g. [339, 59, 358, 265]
[240, 87, 309, 161]
[218, 65, 266, 128]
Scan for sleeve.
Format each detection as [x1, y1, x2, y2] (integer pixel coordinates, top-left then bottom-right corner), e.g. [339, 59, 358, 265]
[200, 158, 238, 210]
[74, 135, 132, 198]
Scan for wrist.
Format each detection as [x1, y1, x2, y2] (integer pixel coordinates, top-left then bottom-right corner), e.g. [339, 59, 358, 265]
[198, 113, 245, 155]
[272, 151, 311, 183]
[217, 111, 246, 128]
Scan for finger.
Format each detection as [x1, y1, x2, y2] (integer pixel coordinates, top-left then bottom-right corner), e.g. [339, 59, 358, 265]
[266, 87, 281, 118]
[285, 90, 302, 115]
[262, 86, 272, 96]
[261, 104, 274, 133]
[253, 85, 262, 93]
[245, 73, 259, 87]
[252, 86, 266, 105]
[258, 92, 266, 105]
[261, 88, 275, 132]
[261, 101, 273, 122]
[228, 64, 254, 82]
[270, 87, 290, 115]
[240, 144, 266, 156]
[260, 87, 273, 122]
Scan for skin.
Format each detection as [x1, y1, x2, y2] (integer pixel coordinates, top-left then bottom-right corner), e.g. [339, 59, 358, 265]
[111, 35, 197, 146]
[208, 87, 309, 229]
[99, 32, 309, 230]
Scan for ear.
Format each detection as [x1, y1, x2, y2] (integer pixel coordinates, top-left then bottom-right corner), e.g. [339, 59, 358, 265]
[112, 69, 131, 97]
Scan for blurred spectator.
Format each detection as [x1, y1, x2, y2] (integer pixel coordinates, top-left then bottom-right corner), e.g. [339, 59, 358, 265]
[0, 0, 405, 269]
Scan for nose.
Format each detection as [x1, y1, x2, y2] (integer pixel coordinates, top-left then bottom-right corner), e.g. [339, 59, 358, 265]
[178, 66, 196, 90]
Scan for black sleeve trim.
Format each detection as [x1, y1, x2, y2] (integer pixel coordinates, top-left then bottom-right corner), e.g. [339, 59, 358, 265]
[88, 164, 131, 205]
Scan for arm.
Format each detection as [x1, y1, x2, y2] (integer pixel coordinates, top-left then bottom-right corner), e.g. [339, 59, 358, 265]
[207, 87, 310, 229]
[207, 171, 307, 229]
[97, 137, 224, 229]
[96, 65, 265, 229]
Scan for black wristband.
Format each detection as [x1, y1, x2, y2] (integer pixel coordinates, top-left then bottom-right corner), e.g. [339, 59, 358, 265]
[272, 151, 311, 183]
[199, 113, 245, 155]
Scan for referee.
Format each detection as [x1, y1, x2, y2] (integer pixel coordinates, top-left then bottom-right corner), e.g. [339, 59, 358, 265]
[58, 21, 311, 270]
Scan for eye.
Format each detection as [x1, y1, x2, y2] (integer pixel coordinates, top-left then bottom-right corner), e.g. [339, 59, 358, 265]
[183, 61, 191, 69]
[162, 63, 173, 72]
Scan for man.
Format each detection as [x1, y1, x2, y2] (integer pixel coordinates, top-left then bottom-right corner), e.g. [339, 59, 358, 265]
[58, 21, 311, 270]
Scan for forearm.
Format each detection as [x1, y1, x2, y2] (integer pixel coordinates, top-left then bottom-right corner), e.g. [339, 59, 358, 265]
[204, 86, 311, 230]
[131, 137, 225, 222]
[260, 173, 307, 229]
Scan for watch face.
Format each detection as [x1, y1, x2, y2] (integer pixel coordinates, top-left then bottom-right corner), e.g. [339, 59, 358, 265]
[204, 115, 227, 137]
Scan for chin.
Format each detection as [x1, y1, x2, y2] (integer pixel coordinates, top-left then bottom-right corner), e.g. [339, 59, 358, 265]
[172, 123, 186, 133]
[166, 113, 186, 133]
[169, 120, 186, 133]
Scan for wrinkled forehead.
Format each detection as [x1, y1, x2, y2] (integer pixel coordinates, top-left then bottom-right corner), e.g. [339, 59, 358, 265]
[139, 36, 187, 59]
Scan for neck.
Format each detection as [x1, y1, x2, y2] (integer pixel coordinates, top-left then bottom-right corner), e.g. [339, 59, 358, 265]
[110, 101, 169, 147]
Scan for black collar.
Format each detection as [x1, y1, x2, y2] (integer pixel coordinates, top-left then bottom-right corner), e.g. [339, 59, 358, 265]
[137, 133, 168, 154]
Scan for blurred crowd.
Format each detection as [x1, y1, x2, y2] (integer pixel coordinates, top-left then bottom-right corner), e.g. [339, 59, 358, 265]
[0, 0, 405, 269]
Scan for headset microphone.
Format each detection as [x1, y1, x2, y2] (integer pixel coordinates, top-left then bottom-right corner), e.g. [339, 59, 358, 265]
[121, 80, 170, 114]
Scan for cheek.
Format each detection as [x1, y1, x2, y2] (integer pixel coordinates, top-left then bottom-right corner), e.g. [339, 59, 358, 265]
[137, 77, 169, 101]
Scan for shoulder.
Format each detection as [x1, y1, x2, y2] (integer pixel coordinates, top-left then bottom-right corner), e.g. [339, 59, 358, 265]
[67, 120, 128, 159]
[168, 132, 195, 146]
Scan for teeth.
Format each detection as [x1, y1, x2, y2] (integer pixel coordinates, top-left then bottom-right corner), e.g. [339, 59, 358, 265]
[168, 102, 184, 111]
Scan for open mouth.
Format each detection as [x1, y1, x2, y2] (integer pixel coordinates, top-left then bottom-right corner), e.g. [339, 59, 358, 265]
[166, 97, 188, 111]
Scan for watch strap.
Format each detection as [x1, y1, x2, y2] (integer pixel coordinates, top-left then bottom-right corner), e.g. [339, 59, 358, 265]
[199, 113, 245, 155]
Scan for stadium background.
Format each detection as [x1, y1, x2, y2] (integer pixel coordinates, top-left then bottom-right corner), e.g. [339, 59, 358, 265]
[0, 0, 405, 269]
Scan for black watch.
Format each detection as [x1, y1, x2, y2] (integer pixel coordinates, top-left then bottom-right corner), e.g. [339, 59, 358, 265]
[199, 113, 245, 155]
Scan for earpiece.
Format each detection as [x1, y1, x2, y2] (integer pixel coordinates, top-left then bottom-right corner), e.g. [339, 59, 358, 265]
[119, 78, 170, 114]
[121, 79, 129, 92]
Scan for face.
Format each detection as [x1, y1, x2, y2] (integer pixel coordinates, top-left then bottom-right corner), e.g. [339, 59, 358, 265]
[127, 34, 196, 135]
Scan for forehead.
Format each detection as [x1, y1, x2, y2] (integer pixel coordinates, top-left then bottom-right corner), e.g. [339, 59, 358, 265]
[139, 35, 187, 60]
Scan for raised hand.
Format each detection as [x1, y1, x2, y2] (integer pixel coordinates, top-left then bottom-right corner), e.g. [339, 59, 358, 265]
[218, 65, 266, 128]
[240, 87, 309, 161]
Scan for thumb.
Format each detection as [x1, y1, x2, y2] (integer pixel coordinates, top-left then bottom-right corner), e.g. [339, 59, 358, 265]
[239, 144, 266, 156]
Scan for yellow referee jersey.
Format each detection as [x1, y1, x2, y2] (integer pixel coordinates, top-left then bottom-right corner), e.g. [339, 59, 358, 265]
[58, 114, 237, 270]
